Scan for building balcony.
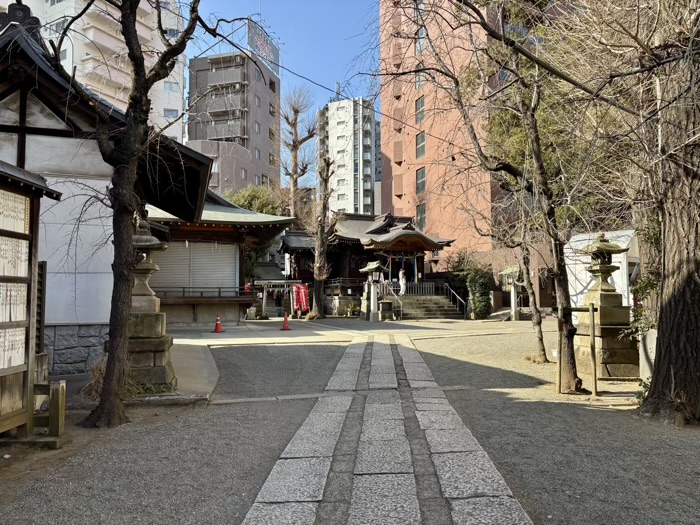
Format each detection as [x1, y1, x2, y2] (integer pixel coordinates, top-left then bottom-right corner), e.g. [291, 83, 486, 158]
[393, 172, 404, 196]
[363, 138, 372, 146]
[391, 41, 403, 69]
[362, 153, 372, 160]
[87, 4, 152, 44]
[81, 54, 131, 88]
[393, 141, 404, 165]
[363, 122, 373, 132]
[364, 182, 372, 190]
[393, 108, 404, 131]
[206, 122, 247, 140]
[392, 80, 402, 99]
[208, 69, 247, 86]
[363, 166, 372, 175]
[363, 198, 372, 205]
[205, 95, 247, 114]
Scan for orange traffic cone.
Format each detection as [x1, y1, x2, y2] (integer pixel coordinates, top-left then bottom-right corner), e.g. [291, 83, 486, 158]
[212, 313, 225, 333]
[280, 312, 291, 331]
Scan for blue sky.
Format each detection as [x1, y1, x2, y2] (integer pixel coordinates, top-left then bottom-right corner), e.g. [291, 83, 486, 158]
[195, 0, 380, 112]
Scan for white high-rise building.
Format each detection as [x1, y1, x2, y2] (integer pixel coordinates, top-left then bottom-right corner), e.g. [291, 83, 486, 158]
[15, 0, 185, 142]
[317, 97, 378, 215]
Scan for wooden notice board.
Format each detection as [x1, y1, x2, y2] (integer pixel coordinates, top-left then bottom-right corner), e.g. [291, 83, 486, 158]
[0, 186, 38, 436]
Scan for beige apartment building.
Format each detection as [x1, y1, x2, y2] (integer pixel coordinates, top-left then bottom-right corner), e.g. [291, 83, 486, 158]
[379, 0, 495, 271]
[3, 0, 186, 142]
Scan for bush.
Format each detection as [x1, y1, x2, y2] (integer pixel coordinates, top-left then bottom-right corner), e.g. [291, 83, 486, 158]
[466, 267, 492, 320]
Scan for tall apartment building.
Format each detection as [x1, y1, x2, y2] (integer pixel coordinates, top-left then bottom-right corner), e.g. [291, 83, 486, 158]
[379, 0, 494, 269]
[188, 52, 281, 194]
[317, 97, 378, 215]
[15, 0, 186, 142]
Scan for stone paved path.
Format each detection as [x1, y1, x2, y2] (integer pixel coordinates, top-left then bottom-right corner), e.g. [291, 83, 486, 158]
[241, 335, 532, 525]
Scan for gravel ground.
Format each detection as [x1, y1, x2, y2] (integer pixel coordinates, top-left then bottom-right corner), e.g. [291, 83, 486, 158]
[211, 343, 347, 399]
[0, 400, 314, 525]
[414, 322, 700, 525]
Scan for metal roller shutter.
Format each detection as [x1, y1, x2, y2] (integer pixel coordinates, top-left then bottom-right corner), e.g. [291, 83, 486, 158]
[191, 242, 238, 289]
[150, 241, 191, 288]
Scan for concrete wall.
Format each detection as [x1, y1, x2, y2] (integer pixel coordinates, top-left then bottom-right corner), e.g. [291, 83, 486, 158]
[161, 303, 242, 324]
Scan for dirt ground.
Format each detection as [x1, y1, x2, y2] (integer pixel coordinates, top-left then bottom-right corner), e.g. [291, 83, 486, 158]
[413, 320, 700, 525]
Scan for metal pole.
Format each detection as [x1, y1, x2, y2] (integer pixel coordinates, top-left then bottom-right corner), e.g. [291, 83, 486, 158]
[589, 302, 598, 397]
[556, 305, 563, 394]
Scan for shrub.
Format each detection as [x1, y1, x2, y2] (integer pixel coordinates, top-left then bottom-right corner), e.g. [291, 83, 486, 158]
[466, 267, 492, 319]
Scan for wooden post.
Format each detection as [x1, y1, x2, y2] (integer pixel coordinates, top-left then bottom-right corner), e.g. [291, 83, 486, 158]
[589, 303, 598, 397]
[556, 305, 563, 394]
[48, 380, 66, 437]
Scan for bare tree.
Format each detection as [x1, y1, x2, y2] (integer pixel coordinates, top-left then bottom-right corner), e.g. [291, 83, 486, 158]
[52, 1, 268, 427]
[310, 157, 337, 318]
[281, 87, 316, 221]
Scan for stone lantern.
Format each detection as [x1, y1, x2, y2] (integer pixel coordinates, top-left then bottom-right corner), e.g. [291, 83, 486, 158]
[573, 233, 638, 377]
[126, 218, 176, 389]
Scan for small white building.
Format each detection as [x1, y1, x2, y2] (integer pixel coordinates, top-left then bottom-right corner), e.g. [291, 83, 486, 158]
[564, 230, 640, 323]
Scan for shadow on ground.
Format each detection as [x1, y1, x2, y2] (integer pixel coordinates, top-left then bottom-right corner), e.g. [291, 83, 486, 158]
[416, 338, 700, 525]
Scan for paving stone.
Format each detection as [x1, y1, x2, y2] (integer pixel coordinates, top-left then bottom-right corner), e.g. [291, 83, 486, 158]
[331, 455, 356, 473]
[425, 429, 483, 453]
[432, 452, 512, 499]
[281, 412, 346, 458]
[256, 457, 332, 502]
[363, 403, 404, 421]
[368, 374, 398, 389]
[415, 410, 463, 430]
[326, 371, 359, 391]
[360, 419, 406, 441]
[408, 379, 439, 388]
[347, 474, 421, 525]
[412, 397, 450, 405]
[334, 359, 363, 371]
[405, 370, 436, 382]
[322, 471, 354, 503]
[412, 388, 447, 399]
[315, 502, 351, 525]
[242, 502, 318, 525]
[355, 438, 413, 474]
[365, 391, 401, 404]
[414, 402, 455, 411]
[450, 497, 533, 525]
[312, 396, 353, 414]
[398, 348, 423, 363]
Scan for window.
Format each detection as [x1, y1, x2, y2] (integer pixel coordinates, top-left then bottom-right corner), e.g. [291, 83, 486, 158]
[164, 28, 179, 39]
[163, 108, 178, 119]
[49, 19, 67, 36]
[269, 103, 276, 116]
[269, 78, 276, 93]
[255, 95, 261, 107]
[268, 253, 276, 262]
[255, 175, 260, 185]
[337, 179, 347, 186]
[416, 167, 426, 194]
[269, 152, 275, 165]
[432, 249, 441, 258]
[212, 159, 220, 174]
[269, 128, 275, 140]
[416, 66, 426, 90]
[262, 174, 269, 185]
[415, 0, 425, 17]
[415, 26, 426, 56]
[255, 148, 261, 160]
[337, 164, 346, 170]
[255, 69, 262, 81]
[415, 96, 425, 125]
[337, 135, 346, 142]
[416, 131, 426, 158]
[49, 0, 65, 6]
[164, 81, 179, 93]
[59, 49, 67, 61]
[255, 121, 261, 134]
[337, 193, 347, 201]
[337, 121, 346, 127]
[416, 203, 426, 229]
[241, 167, 247, 180]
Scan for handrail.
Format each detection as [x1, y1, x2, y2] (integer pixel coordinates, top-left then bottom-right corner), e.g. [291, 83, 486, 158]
[383, 282, 403, 321]
[444, 283, 467, 320]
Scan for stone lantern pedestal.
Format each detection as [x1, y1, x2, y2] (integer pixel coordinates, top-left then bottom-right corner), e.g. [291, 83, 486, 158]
[126, 219, 176, 389]
[574, 234, 638, 378]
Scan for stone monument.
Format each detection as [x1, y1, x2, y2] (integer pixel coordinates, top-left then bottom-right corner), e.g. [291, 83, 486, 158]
[574, 233, 638, 378]
[126, 219, 176, 389]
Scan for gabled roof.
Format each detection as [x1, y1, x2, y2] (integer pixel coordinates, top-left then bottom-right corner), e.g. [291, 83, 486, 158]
[0, 159, 61, 200]
[0, 7, 211, 222]
[279, 230, 315, 252]
[147, 190, 294, 226]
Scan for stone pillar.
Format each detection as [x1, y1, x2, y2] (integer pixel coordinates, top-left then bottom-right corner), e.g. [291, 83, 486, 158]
[126, 220, 176, 389]
[574, 234, 638, 378]
[510, 283, 519, 321]
[369, 282, 379, 323]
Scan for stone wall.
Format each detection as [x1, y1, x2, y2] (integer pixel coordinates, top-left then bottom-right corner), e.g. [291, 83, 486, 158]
[45, 324, 108, 375]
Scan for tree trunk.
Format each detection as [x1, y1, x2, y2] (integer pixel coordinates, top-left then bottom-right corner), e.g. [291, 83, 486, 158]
[82, 161, 137, 428]
[519, 246, 548, 363]
[312, 225, 327, 318]
[551, 238, 583, 393]
[289, 176, 297, 220]
[642, 174, 700, 423]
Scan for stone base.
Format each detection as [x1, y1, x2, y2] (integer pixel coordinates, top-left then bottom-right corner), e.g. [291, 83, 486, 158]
[130, 359, 177, 389]
[574, 339, 639, 378]
[104, 335, 173, 354]
[132, 295, 160, 313]
[128, 313, 166, 338]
